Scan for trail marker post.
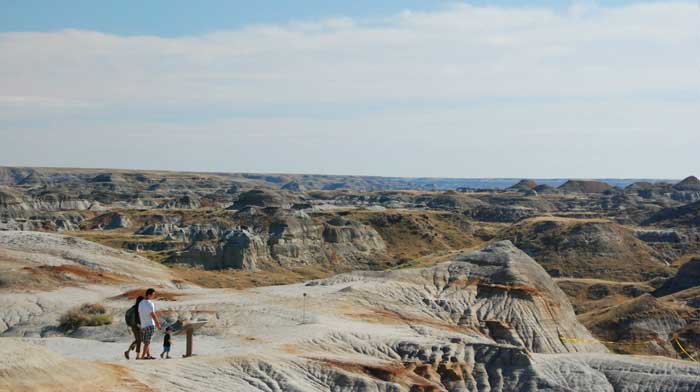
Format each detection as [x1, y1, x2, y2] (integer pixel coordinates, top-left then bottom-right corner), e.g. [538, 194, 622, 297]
[173, 321, 207, 358]
[302, 293, 307, 324]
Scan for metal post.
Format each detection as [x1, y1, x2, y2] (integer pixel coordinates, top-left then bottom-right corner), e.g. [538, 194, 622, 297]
[302, 293, 307, 324]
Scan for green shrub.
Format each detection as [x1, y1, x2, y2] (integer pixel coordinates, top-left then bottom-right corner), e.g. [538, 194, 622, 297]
[59, 303, 113, 331]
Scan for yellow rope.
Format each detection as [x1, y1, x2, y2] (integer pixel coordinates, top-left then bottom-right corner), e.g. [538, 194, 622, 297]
[561, 336, 698, 362]
[674, 339, 698, 362]
[559, 337, 653, 346]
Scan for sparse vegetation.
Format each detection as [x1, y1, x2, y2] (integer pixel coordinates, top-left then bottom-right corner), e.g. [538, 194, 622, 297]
[59, 303, 113, 331]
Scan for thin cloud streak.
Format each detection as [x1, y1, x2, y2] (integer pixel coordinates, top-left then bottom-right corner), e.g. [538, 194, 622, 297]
[0, 2, 698, 178]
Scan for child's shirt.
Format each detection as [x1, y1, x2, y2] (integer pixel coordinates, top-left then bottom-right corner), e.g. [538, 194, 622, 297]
[163, 333, 171, 347]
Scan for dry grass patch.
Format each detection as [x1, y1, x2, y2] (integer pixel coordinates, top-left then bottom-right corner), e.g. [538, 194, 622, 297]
[1, 264, 129, 291]
[59, 303, 113, 331]
[346, 210, 481, 261]
[116, 288, 182, 301]
[171, 264, 333, 289]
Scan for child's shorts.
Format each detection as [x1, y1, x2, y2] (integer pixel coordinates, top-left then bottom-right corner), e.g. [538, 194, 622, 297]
[163, 345, 171, 352]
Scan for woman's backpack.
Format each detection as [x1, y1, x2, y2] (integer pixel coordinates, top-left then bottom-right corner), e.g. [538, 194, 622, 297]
[125, 305, 138, 327]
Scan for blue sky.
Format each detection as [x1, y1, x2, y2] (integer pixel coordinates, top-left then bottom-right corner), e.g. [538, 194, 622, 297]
[0, 1, 698, 178]
[1, 0, 661, 35]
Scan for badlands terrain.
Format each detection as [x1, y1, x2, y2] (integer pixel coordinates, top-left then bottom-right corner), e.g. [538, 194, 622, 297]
[2, 166, 700, 391]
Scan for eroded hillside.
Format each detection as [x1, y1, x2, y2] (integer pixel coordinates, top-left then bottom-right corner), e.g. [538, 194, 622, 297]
[2, 168, 700, 390]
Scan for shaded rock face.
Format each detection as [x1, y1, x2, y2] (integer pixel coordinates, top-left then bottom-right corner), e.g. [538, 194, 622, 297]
[281, 181, 302, 192]
[158, 195, 201, 209]
[169, 212, 385, 270]
[136, 223, 178, 236]
[86, 212, 131, 230]
[322, 182, 347, 190]
[267, 211, 386, 267]
[635, 229, 684, 244]
[655, 258, 700, 296]
[16, 171, 50, 185]
[0, 188, 28, 217]
[170, 229, 268, 270]
[88, 173, 122, 183]
[225, 182, 241, 194]
[508, 179, 537, 191]
[556, 279, 654, 314]
[674, 176, 700, 191]
[580, 294, 687, 356]
[414, 192, 483, 211]
[624, 180, 700, 203]
[0, 167, 34, 186]
[558, 180, 612, 194]
[220, 230, 267, 270]
[0, 214, 83, 232]
[0, 188, 93, 218]
[231, 189, 292, 209]
[267, 211, 323, 264]
[634, 228, 700, 262]
[498, 218, 667, 280]
[644, 199, 700, 227]
[626, 181, 656, 191]
[323, 216, 385, 248]
[465, 205, 536, 223]
[533, 184, 558, 194]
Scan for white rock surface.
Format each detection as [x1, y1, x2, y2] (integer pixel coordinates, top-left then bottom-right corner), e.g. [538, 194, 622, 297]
[2, 239, 700, 391]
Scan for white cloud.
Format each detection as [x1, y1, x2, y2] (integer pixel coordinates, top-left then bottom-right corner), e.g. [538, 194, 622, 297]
[0, 2, 698, 177]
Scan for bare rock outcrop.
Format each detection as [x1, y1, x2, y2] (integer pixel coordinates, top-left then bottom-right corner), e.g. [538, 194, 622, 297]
[84, 211, 132, 230]
[168, 211, 386, 270]
[3, 239, 700, 391]
[674, 176, 700, 191]
[655, 258, 700, 296]
[558, 180, 612, 194]
[316, 241, 606, 354]
[508, 179, 537, 191]
[158, 194, 201, 209]
[466, 205, 537, 223]
[169, 228, 268, 270]
[644, 199, 700, 227]
[230, 189, 296, 209]
[579, 294, 687, 356]
[0, 231, 175, 283]
[498, 217, 668, 280]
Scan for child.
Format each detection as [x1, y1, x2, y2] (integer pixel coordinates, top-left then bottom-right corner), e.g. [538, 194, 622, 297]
[160, 327, 172, 359]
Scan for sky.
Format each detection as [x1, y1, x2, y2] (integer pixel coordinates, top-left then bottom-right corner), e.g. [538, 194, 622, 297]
[0, 0, 698, 178]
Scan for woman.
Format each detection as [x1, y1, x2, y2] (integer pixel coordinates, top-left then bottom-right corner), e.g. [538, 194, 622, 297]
[124, 295, 144, 360]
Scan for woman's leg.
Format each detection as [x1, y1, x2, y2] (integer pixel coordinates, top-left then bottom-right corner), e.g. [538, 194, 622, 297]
[126, 326, 140, 359]
[132, 326, 142, 357]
